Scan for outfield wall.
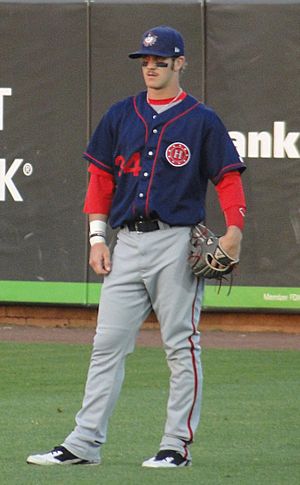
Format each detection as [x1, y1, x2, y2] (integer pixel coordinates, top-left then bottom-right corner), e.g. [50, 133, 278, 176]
[0, 0, 299, 312]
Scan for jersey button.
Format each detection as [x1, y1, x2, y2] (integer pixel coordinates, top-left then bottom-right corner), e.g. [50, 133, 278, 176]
[153, 129, 158, 134]
[143, 171, 149, 177]
[138, 192, 144, 198]
[153, 115, 157, 119]
[148, 150, 154, 156]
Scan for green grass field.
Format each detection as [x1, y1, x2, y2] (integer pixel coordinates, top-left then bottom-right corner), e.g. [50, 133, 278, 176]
[0, 341, 299, 484]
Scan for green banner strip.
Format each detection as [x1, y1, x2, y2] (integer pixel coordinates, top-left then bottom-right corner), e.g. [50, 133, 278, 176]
[0, 281, 97, 305]
[0, 281, 299, 310]
[203, 285, 300, 310]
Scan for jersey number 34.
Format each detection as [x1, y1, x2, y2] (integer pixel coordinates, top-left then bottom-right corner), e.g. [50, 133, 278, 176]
[115, 152, 142, 177]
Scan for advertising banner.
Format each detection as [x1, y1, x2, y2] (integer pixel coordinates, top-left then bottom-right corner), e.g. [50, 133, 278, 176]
[204, 0, 300, 310]
[0, 0, 299, 311]
[0, 1, 89, 303]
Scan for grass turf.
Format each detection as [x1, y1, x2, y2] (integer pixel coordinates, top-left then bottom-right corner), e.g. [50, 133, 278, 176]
[0, 341, 299, 484]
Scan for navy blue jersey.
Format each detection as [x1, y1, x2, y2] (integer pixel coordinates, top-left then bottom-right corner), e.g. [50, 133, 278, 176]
[84, 91, 246, 228]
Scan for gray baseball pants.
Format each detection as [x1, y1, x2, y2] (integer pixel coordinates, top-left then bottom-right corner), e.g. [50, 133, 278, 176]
[63, 225, 203, 462]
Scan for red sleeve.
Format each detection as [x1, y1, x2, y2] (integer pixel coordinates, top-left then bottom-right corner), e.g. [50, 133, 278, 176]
[83, 164, 115, 214]
[215, 171, 246, 230]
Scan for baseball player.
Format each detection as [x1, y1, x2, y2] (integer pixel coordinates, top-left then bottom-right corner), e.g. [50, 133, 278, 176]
[27, 25, 246, 468]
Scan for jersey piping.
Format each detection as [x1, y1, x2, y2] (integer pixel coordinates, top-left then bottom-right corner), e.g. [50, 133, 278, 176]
[212, 162, 244, 184]
[133, 96, 149, 144]
[133, 97, 201, 217]
[83, 152, 113, 173]
[186, 278, 201, 442]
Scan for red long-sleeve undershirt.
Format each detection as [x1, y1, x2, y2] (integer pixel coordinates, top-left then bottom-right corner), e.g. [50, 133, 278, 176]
[83, 164, 246, 230]
[215, 170, 246, 230]
[83, 164, 115, 214]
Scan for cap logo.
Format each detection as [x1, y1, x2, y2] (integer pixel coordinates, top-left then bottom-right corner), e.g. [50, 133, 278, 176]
[165, 142, 191, 167]
[143, 33, 158, 47]
[174, 46, 180, 53]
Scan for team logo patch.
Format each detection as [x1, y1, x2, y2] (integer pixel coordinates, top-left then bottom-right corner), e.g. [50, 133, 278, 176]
[143, 33, 158, 47]
[165, 142, 191, 167]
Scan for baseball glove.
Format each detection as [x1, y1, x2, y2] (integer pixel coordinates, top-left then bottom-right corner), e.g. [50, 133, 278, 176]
[188, 223, 239, 279]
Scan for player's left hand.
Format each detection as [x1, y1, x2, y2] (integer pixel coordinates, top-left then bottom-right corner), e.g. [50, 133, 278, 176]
[218, 226, 242, 264]
[188, 223, 241, 279]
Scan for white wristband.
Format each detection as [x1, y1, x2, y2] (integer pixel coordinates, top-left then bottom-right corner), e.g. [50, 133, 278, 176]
[89, 220, 107, 235]
[90, 235, 106, 246]
[89, 220, 107, 246]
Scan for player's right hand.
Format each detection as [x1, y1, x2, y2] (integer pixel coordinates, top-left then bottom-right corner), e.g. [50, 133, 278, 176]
[89, 243, 111, 275]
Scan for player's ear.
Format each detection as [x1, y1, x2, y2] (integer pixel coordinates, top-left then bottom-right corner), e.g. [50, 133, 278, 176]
[173, 56, 185, 72]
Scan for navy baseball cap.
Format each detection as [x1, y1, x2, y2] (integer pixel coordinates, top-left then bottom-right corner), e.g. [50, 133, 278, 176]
[128, 26, 185, 59]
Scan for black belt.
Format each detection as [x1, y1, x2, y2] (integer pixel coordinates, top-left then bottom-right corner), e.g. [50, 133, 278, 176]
[125, 220, 161, 232]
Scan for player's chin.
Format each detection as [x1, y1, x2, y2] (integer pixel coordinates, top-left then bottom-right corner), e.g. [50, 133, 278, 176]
[144, 77, 160, 88]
